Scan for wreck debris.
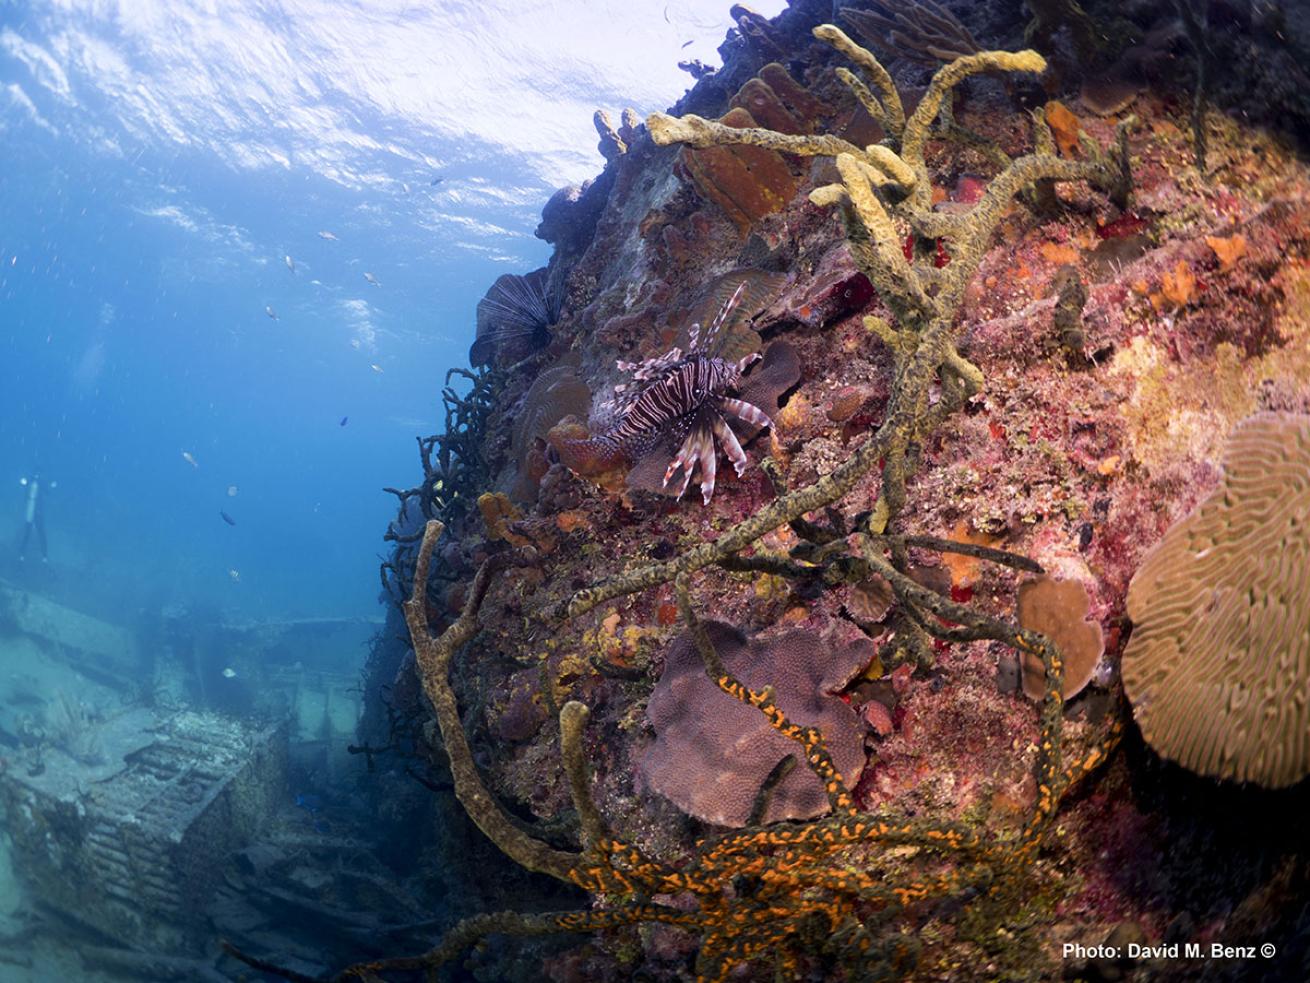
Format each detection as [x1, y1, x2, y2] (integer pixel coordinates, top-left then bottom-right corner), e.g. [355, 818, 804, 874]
[1122, 412, 1310, 788]
[1, 711, 287, 951]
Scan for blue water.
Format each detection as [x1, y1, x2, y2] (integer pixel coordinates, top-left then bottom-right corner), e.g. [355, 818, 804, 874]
[2, 144, 540, 619]
[0, 0, 783, 620]
[0, 3, 786, 977]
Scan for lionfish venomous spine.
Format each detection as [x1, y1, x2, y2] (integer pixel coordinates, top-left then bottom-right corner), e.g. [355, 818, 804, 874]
[557, 281, 775, 505]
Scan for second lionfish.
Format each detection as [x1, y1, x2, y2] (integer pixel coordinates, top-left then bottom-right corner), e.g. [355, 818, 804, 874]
[551, 275, 799, 505]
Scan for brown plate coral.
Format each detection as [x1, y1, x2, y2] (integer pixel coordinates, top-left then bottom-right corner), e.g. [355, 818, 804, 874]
[639, 621, 872, 826]
[1017, 575, 1104, 701]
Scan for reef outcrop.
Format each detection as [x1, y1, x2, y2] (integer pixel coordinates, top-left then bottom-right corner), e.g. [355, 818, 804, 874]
[343, 3, 1310, 982]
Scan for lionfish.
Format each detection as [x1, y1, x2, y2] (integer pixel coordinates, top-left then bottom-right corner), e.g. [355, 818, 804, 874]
[552, 278, 793, 505]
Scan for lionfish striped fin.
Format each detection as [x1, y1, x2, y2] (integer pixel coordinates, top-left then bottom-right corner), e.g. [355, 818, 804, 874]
[720, 397, 773, 429]
[711, 415, 748, 476]
[691, 280, 750, 354]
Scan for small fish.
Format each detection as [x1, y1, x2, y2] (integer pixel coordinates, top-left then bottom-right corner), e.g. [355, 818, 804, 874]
[222, 667, 237, 679]
[339, 416, 348, 427]
[370, 363, 384, 373]
[401, 181, 411, 194]
[317, 230, 338, 241]
[284, 254, 295, 273]
[363, 272, 380, 287]
[265, 305, 278, 320]
[227, 484, 238, 497]
[430, 175, 444, 186]
[228, 568, 241, 582]
[182, 451, 199, 468]
[220, 510, 236, 526]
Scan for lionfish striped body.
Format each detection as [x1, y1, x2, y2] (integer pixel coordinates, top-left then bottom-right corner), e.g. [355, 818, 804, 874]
[562, 281, 775, 505]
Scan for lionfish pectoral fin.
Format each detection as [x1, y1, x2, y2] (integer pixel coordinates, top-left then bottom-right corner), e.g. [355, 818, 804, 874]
[698, 437, 718, 505]
[662, 459, 680, 488]
[675, 459, 696, 500]
[736, 352, 762, 373]
[711, 415, 748, 477]
[720, 397, 773, 430]
[662, 443, 691, 495]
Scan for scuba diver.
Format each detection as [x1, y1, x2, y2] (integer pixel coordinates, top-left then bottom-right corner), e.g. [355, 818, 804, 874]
[18, 473, 54, 563]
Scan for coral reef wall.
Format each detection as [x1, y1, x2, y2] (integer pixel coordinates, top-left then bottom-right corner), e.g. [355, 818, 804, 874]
[361, 2, 1310, 980]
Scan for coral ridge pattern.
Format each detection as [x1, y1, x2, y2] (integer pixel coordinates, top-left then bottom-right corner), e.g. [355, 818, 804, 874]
[1123, 412, 1310, 788]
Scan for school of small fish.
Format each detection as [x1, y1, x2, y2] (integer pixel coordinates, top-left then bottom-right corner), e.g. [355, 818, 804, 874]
[224, 186, 443, 587]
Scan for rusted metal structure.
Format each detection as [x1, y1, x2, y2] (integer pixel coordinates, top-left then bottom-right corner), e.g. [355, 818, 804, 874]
[1, 709, 286, 951]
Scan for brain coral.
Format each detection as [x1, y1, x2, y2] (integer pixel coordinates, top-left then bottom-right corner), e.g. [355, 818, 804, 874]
[639, 621, 872, 826]
[1122, 412, 1310, 788]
